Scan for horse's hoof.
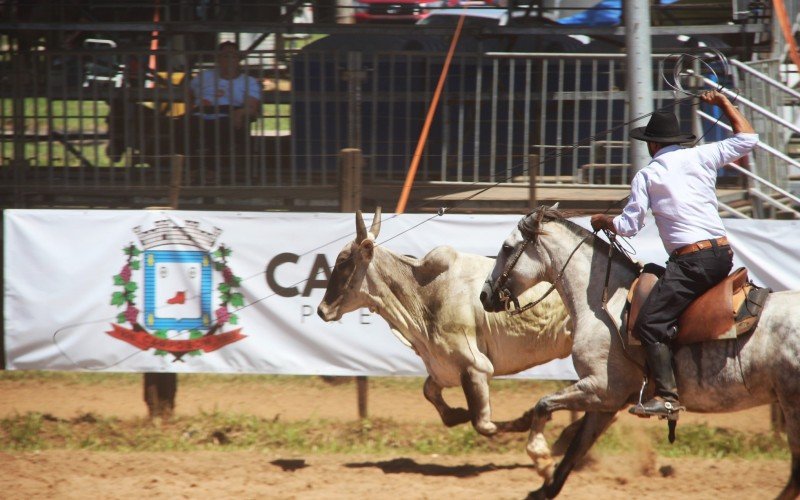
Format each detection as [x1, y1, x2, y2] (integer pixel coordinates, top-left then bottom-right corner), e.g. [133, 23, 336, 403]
[525, 487, 547, 500]
[537, 458, 555, 482]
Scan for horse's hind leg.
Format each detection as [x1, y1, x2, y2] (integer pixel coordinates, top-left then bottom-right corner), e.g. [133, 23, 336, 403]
[777, 455, 800, 500]
[527, 411, 616, 500]
[776, 404, 800, 500]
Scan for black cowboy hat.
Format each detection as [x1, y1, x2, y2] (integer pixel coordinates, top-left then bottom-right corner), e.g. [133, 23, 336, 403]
[630, 110, 696, 144]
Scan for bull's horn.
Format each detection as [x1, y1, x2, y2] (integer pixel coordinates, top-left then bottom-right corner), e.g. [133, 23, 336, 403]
[355, 210, 368, 242]
[370, 207, 382, 238]
[550, 202, 560, 210]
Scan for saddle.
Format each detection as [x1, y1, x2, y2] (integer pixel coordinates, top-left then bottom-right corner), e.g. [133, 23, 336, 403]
[625, 265, 771, 346]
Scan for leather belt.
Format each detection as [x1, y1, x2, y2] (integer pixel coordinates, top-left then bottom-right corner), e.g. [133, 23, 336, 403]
[671, 237, 729, 257]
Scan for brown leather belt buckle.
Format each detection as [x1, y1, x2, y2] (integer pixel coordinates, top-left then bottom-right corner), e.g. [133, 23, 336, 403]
[672, 237, 728, 257]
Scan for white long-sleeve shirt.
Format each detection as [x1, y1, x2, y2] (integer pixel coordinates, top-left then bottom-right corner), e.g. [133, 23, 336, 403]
[612, 132, 758, 254]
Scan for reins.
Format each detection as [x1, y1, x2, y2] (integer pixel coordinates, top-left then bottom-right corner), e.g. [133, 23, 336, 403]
[598, 231, 647, 374]
[499, 233, 593, 316]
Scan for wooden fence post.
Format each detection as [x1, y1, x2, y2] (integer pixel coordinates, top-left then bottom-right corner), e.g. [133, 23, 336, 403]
[142, 154, 184, 420]
[528, 154, 538, 209]
[144, 372, 177, 419]
[339, 148, 368, 419]
[339, 148, 362, 213]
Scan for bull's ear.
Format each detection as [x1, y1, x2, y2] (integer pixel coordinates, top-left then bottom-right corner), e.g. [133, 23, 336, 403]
[359, 238, 375, 259]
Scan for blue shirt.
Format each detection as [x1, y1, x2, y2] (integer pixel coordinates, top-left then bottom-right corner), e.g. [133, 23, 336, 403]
[189, 69, 262, 119]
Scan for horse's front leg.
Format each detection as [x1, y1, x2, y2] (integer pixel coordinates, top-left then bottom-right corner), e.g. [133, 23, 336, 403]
[422, 376, 471, 427]
[527, 411, 616, 500]
[525, 379, 618, 485]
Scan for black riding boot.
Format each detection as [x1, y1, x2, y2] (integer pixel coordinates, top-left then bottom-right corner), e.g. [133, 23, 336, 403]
[629, 342, 684, 417]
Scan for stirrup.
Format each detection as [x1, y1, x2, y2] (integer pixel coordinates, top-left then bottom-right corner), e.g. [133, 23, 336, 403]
[628, 399, 685, 419]
[629, 378, 684, 419]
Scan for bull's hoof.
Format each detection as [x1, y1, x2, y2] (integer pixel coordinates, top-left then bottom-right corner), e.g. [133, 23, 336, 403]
[474, 420, 498, 436]
[441, 407, 471, 427]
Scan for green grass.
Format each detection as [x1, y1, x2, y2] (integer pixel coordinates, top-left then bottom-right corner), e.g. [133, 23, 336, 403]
[0, 372, 788, 459]
[0, 410, 789, 459]
[0, 412, 511, 454]
[654, 424, 789, 459]
[0, 370, 568, 394]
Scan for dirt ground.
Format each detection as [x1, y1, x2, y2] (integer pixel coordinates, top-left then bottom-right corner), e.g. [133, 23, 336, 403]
[0, 375, 792, 499]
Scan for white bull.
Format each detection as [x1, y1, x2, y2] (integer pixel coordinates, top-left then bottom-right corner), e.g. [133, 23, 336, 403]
[317, 209, 572, 435]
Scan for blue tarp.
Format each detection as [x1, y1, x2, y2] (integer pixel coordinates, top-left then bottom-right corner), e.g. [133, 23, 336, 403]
[557, 0, 679, 26]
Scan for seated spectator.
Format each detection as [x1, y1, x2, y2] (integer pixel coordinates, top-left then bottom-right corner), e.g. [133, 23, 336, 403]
[186, 41, 262, 174]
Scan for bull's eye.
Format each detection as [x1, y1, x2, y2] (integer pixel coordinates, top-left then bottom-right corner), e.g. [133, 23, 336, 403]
[502, 244, 513, 253]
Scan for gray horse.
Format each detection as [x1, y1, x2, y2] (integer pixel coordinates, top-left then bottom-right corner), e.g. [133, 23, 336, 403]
[480, 206, 800, 500]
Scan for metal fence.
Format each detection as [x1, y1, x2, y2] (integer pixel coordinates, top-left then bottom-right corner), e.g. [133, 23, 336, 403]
[0, 39, 790, 206]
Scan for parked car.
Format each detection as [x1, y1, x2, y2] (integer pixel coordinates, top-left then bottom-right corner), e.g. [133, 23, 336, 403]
[415, 8, 611, 52]
[353, 0, 463, 24]
[416, 6, 557, 27]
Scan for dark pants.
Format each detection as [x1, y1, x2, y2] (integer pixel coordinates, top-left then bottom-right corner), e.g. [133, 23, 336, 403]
[635, 241, 734, 345]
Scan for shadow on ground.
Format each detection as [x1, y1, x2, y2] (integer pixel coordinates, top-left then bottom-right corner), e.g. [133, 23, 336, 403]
[345, 457, 533, 477]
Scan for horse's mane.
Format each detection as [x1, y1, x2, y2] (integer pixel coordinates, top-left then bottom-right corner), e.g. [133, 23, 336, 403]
[522, 206, 640, 274]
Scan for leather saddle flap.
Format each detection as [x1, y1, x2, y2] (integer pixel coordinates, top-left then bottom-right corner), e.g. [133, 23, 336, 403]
[676, 267, 748, 344]
[627, 267, 764, 347]
[626, 271, 660, 339]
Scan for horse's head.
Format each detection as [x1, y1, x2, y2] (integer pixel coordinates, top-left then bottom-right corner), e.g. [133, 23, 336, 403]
[480, 205, 561, 313]
[317, 208, 381, 322]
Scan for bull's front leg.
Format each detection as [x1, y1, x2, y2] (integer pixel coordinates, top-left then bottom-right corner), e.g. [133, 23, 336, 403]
[423, 376, 471, 427]
[460, 367, 497, 436]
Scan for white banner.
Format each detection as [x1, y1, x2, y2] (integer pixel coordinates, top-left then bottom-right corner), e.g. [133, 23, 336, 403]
[4, 210, 799, 379]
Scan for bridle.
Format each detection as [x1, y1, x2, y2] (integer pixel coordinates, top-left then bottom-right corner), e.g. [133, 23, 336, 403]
[489, 212, 647, 375]
[489, 211, 592, 316]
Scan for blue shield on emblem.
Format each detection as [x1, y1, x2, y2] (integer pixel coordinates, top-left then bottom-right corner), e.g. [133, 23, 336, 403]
[143, 250, 212, 330]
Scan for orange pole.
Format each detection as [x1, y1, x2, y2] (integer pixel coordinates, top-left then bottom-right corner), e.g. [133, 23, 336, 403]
[394, 11, 467, 214]
[147, 0, 161, 89]
[773, 0, 800, 71]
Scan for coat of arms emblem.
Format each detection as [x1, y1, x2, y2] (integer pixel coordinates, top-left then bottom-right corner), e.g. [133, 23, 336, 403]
[107, 219, 246, 360]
